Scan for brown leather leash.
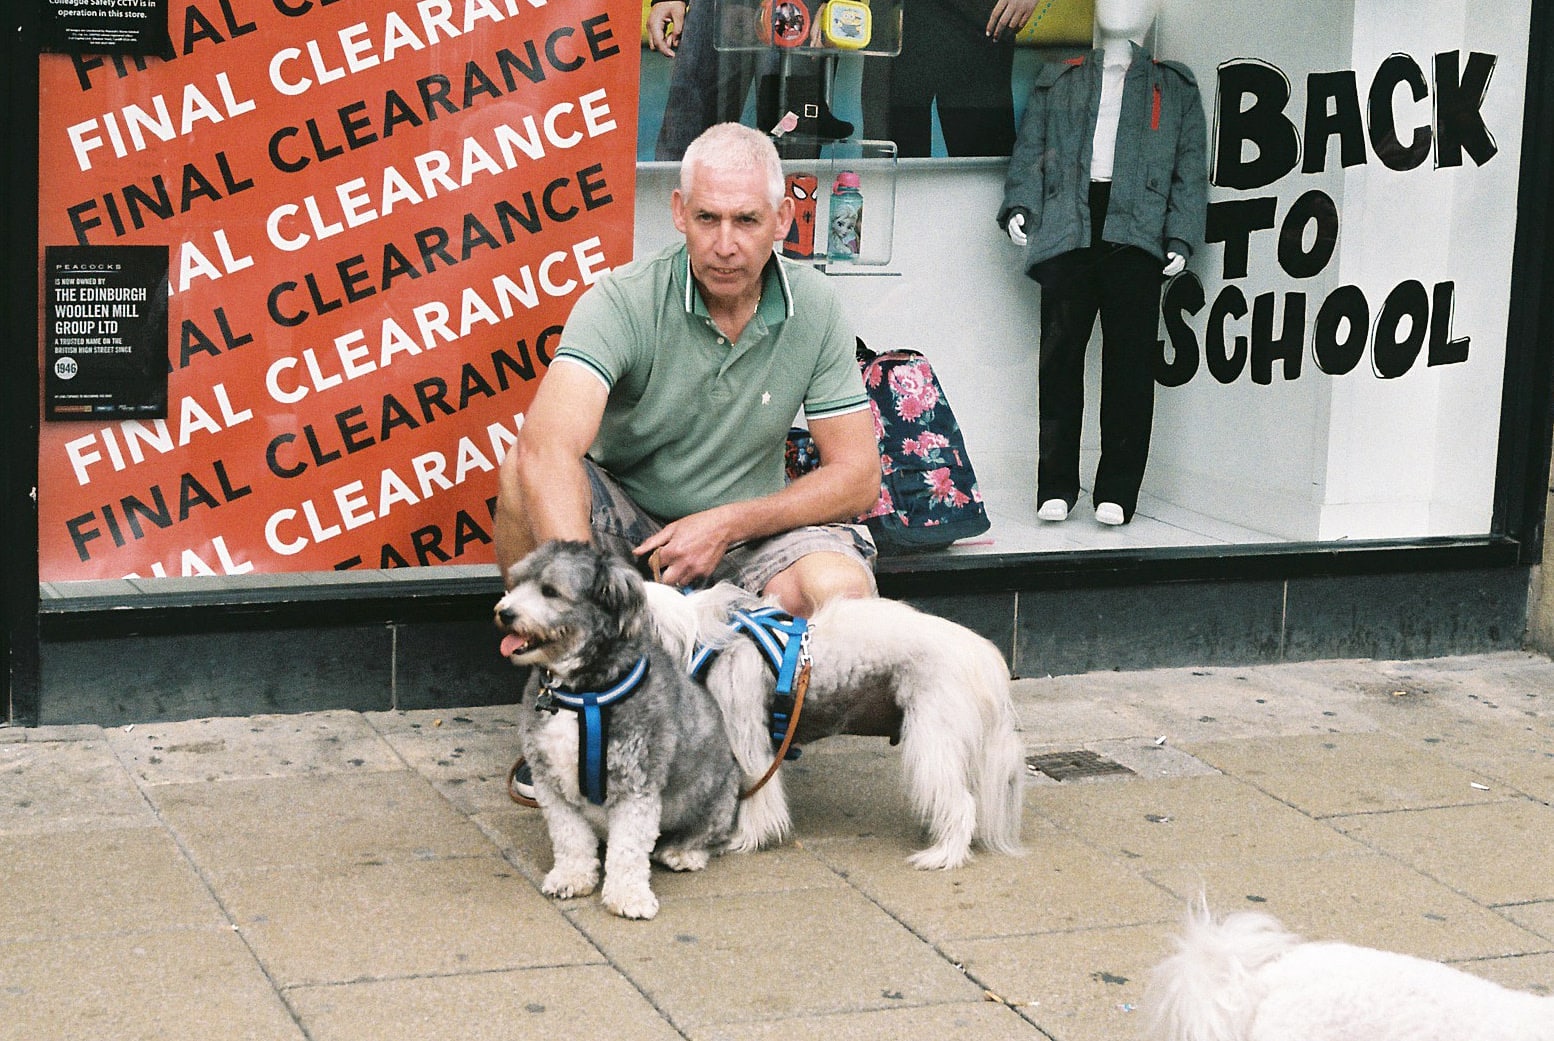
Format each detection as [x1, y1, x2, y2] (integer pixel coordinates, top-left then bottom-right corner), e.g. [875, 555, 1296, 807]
[739, 659, 808, 800]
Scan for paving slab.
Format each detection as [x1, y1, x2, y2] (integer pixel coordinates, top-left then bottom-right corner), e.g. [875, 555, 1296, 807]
[218, 855, 599, 987]
[468, 804, 561, 885]
[1332, 798, 1554, 906]
[1377, 652, 1554, 716]
[104, 710, 404, 784]
[0, 738, 155, 834]
[643, 840, 853, 900]
[1366, 712, 1554, 802]
[1502, 899, 1554, 941]
[147, 770, 496, 876]
[691, 999, 1044, 1041]
[1015, 662, 1382, 744]
[566, 887, 985, 1032]
[1183, 731, 1504, 816]
[809, 815, 1178, 942]
[286, 963, 679, 1041]
[1025, 772, 1360, 867]
[0, 827, 226, 942]
[767, 737, 932, 855]
[1360, 678, 1554, 737]
[947, 922, 1170, 1041]
[1051, 737, 1223, 780]
[0, 929, 305, 1041]
[1145, 854, 1550, 961]
[1451, 952, 1554, 995]
[1012, 679, 1165, 745]
[0, 723, 105, 743]
[367, 708, 523, 815]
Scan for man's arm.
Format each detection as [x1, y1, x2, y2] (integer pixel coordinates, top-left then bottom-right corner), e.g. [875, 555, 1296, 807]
[635, 408, 880, 587]
[494, 362, 608, 581]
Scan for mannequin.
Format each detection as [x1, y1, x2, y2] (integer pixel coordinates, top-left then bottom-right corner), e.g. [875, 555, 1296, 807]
[997, 0, 1206, 525]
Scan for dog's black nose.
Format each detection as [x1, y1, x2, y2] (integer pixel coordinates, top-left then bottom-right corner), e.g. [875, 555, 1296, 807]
[498, 607, 516, 626]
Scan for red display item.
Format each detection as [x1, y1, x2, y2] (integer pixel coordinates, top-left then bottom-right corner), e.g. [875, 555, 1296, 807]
[761, 0, 811, 47]
[782, 173, 818, 258]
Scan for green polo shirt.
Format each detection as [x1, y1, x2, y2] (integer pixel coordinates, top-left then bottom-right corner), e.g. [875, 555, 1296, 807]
[553, 242, 867, 520]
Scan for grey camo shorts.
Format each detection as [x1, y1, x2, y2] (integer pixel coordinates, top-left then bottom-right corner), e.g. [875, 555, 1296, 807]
[583, 458, 877, 595]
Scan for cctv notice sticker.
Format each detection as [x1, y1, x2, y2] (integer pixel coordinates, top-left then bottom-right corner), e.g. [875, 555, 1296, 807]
[40, 0, 171, 57]
[45, 245, 170, 421]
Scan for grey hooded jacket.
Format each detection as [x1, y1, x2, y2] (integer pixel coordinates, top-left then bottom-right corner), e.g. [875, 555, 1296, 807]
[998, 42, 1208, 276]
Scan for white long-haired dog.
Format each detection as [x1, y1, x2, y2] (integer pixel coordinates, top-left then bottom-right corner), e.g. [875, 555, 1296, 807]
[645, 582, 1024, 869]
[1145, 902, 1554, 1041]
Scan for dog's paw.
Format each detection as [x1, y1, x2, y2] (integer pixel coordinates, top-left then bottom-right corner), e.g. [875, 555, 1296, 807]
[601, 883, 659, 920]
[541, 868, 598, 899]
[907, 844, 973, 871]
[655, 847, 711, 872]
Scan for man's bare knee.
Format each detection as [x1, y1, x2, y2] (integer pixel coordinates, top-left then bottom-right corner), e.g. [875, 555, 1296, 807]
[763, 552, 875, 616]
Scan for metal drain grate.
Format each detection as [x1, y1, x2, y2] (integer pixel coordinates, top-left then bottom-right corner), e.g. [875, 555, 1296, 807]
[1026, 750, 1136, 782]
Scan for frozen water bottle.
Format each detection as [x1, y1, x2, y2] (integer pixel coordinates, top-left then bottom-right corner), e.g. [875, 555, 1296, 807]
[827, 171, 863, 262]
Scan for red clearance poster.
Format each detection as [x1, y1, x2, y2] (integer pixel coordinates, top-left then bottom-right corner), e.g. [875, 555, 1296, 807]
[37, 0, 640, 580]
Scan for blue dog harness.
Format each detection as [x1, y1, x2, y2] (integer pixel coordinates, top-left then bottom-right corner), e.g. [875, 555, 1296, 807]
[691, 606, 810, 759]
[535, 657, 648, 805]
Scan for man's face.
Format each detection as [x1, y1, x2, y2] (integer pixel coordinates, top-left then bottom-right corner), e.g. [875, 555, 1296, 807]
[672, 162, 793, 308]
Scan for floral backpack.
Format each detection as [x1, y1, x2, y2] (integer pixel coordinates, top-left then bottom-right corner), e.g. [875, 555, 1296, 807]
[787, 342, 991, 553]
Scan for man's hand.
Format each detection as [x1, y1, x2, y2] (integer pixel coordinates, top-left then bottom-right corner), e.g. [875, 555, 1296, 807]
[634, 506, 737, 587]
[985, 0, 1037, 39]
[630, 411, 878, 588]
[1163, 251, 1186, 277]
[647, 0, 686, 56]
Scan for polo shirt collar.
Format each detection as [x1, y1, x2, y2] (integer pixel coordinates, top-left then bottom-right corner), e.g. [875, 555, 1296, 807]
[675, 244, 794, 327]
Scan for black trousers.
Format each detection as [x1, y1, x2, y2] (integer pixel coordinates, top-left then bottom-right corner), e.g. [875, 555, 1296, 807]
[860, 0, 1016, 158]
[1033, 183, 1162, 521]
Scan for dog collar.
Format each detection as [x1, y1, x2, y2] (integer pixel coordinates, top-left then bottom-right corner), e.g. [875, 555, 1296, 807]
[691, 607, 810, 756]
[538, 657, 649, 806]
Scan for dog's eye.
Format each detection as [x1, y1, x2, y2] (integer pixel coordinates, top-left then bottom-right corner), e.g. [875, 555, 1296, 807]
[539, 583, 560, 599]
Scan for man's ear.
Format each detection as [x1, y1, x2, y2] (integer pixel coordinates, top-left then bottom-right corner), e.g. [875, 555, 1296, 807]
[774, 193, 795, 242]
[671, 188, 688, 234]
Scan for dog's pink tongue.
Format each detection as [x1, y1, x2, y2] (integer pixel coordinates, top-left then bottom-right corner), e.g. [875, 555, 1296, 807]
[499, 633, 527, 657]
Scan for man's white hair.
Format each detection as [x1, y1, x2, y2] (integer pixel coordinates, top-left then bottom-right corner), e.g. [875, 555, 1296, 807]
[679, 122, 785, 209]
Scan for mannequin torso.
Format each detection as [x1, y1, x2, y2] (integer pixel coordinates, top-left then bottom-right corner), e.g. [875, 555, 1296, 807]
[1004, 0, 1184, 275]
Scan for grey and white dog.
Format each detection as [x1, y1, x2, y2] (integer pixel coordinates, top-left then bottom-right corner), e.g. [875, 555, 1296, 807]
[646, 582, 1025, 869]
[495, 540, 739, 920]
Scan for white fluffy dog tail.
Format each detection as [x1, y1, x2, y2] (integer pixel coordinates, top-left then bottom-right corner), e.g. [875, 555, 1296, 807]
[969, 643, 1024, 857]
[1145, 900, 1302, 1041]
[898, 619, 1024, 869]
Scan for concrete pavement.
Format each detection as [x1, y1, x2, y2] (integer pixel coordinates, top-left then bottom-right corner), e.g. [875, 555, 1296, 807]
[3, 651, 1553, 1040]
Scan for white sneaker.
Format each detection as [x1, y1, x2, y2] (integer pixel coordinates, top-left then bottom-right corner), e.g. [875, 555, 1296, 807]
[1037, 499, 1070, 522]
[1094, 502, 1125, 525]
